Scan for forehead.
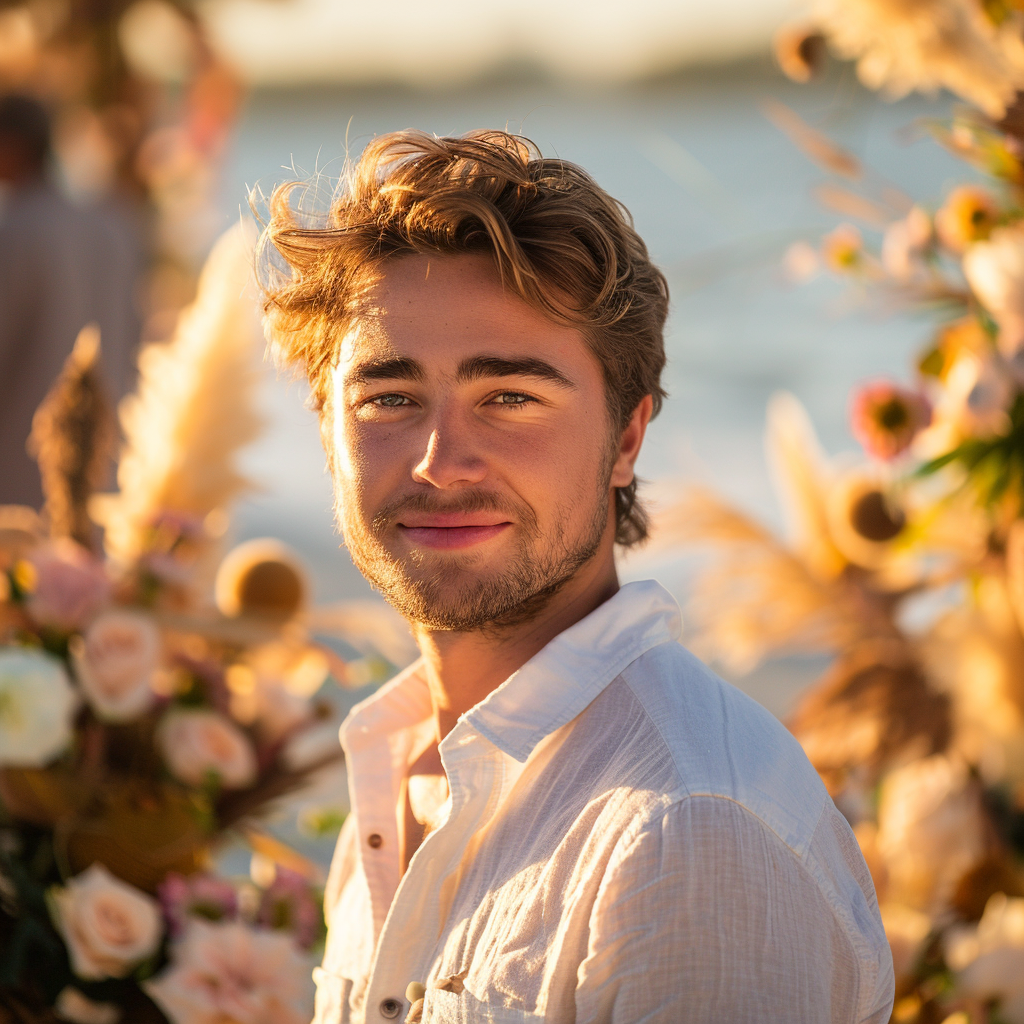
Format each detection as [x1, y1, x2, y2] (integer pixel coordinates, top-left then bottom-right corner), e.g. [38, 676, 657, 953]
[335, 253, 595, 373]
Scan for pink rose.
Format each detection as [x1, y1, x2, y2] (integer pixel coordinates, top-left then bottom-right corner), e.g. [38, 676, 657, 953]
[24, 539, 111, 631]
[157, 709, 257, 789]
[146, 919, 313, 1024]
[51, 864, 162, 980]
[71, 609, 161, 722]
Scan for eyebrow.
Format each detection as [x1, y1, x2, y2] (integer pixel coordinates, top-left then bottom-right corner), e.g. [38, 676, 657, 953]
[344, 354, 577, 390]
[344, 356, 425, 387]
[454, 355, 576, 390]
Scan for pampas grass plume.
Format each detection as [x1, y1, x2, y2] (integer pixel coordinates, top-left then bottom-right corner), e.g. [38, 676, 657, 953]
[100, 221, 265, 566]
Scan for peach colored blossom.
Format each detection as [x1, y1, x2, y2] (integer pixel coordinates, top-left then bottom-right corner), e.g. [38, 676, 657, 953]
[24, 539, 110, 631]
[146, 919, 312, 1024]
[821, 223, 865, 272]
[157, 709, 257, 789]
[72, 609, 161, 722]
[51, 864, 162, 980]
[935, 185, 998, 253]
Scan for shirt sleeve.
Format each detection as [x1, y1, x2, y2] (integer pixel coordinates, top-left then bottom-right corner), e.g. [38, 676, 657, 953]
[574, 795, 894, 1024]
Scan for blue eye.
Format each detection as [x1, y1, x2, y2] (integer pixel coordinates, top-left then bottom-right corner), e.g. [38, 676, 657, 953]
[493, 392, 532, 406]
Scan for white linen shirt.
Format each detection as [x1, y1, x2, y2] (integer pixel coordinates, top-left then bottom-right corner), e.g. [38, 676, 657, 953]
[314, 580, 894, 1024]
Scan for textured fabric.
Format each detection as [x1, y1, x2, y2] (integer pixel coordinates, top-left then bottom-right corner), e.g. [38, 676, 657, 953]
[315, 580, 894, 1024]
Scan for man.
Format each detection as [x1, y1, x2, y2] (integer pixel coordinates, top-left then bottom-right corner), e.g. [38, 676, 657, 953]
[0, 93, 142, 507]
[259, 130, 894, 1023]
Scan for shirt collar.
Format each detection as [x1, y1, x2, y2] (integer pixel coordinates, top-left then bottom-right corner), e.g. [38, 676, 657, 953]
[339, 579, 682, 764]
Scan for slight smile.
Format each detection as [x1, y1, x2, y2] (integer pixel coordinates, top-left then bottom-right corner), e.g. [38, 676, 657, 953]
[397, 513, 513, 550]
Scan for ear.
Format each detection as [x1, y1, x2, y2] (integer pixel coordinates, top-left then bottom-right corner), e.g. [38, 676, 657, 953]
[610, 395, 653, 488]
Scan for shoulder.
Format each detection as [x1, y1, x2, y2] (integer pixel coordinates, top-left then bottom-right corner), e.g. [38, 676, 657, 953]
[591, 794, 894, 1023]
[614, 639, 829, 857]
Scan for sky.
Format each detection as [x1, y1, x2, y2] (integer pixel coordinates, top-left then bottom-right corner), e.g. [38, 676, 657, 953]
[200, 0, 804, 85]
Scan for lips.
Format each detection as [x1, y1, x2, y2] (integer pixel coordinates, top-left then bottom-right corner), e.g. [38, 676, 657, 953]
[396, 515, 512, 551]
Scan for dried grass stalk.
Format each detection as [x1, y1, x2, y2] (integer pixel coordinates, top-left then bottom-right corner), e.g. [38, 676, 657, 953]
[654, 487, 859, 673]
[28, 325, 115, 550]
[788, 641, 951, 793]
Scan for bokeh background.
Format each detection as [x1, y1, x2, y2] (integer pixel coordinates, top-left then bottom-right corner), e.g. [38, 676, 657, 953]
[14, 2, 1024, 1021]
[205, 2, 970, 716]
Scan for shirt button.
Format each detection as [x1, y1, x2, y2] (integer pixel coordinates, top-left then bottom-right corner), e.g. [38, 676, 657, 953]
[379, 997, 402, 1018]
[367, 832, 383, 849]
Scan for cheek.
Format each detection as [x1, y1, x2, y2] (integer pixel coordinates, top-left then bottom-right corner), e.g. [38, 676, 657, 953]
[500, 419, 609, 497]
[331, 417, 406, 510]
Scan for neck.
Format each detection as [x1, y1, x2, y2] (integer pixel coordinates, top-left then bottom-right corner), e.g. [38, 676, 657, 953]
[413, 541, 620, 740]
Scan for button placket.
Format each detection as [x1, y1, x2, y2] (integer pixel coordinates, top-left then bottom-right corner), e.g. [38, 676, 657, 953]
[363, 731, 496, 1023]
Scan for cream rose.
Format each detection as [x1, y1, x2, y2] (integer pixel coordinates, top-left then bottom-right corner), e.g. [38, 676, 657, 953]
[72, 610, 161, 722]
[51, 863, 162, 980]
[157, 709, 257, 789]
[54, 986, 120, 1024]
[0, 649, 78, 767]
[946, 892, 1024, 1024]
[964, 226, 1024, 357]
[146, 919, 312, 1024]
[876, 754, 989, 913]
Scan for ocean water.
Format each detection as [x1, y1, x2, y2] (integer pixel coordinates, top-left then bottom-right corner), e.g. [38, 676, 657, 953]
[221, 58, 970, 710]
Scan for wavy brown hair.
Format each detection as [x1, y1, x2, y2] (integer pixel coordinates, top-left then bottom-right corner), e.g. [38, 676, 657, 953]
[257, 129, 669, 547]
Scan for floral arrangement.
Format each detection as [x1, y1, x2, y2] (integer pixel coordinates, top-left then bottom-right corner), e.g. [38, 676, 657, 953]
[0, 224, 404, 1023]
[653, 3, 1024, 1023]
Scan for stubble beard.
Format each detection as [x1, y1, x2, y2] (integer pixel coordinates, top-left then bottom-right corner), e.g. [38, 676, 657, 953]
[337, 481, 611, 634]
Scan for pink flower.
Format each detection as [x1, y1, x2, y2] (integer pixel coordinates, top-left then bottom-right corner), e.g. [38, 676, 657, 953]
[145, 919, 313, 1024]
[158, 872, 238, 938]
[50, 864, 163, 980]
[71, 609, 161, 722]
[23, 540, 110, 631]
[257, 868, 322, 949]
[156, 709, 257, 789]
[850, 381, 931, 460]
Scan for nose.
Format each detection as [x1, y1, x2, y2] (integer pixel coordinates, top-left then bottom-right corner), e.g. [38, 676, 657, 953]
[411, 412, 488, 489]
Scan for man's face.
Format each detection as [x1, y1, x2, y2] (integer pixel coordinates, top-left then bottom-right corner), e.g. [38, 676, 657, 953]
[328, 253, 633, 632]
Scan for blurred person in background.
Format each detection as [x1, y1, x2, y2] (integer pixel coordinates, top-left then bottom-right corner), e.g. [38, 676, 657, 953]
[261, 129, 895, 1024]
[0, 93, 143, 508]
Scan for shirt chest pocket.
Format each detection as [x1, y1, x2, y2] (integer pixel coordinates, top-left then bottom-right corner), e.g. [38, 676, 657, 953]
[424, 988, 548, 1024]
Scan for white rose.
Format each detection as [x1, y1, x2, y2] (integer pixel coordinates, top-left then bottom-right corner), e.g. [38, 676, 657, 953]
[946, 892, 1024, 1023]
[157, 709, 257, 789]
[71, 610, 160, 722]
[146, 919, 312, 1024]
[963, 226, 1024, 356]
[51, 863, 162, 980]
[0, 649, 78, 767]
